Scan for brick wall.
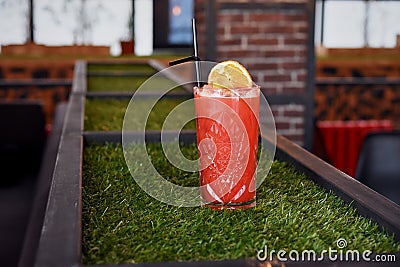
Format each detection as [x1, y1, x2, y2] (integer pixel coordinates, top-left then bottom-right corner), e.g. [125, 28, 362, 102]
[271, 104, 305, 143]
[0, 59, 74, 125]
[0, 61, 75, 80]
[0, 85, 70, 125]
[195, 0, 313, 146]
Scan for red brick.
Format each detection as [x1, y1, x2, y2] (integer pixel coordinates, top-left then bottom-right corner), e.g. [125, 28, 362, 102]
[261, 25, 296, 34]
[281, 62, 306, 70]
[216, 27, 226, 35]
[230, 25, 261, 34]
[247, 62, 279, 70]
[267, 108, 282, 118]
[218, 13, 243, 23]
[247, 38, 279, 46]
[264, 75, 291, 82]
[219, 49, 266, 58]
[217, 38, 242, 46]
[292, 121, 305, 129]
[296, 49, 308, 57]
[251, 13, 307, 23]
[281, 86, 306, 94]
[283, 14, 308, 22]
[297, 73, 307, 82]
[295, 25, 308, 34]
[261, 87, 280, 95]
[264, 50, 297, 58]
[251, 13, 278, 22]
[283, 38, 306, 45]
[275, 122, 291, 130]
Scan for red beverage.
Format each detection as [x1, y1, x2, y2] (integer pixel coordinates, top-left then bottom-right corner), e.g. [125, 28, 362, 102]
[194, 85, 260, 209]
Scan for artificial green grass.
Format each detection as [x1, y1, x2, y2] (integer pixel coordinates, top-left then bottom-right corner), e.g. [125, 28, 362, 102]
[88, 63, 156, 73]
[82, 143, 400, 264]
[85, 98, 196, 131]
[87, 76, 147, 92]
[87, 76, 187, 92]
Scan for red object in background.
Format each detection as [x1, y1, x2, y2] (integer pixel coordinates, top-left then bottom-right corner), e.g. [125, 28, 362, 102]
[120, 40, 135, 55]
[314, 120, 394, 177]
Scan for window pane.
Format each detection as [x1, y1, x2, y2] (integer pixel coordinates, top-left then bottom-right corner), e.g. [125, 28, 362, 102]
[168, 0, 193, 45]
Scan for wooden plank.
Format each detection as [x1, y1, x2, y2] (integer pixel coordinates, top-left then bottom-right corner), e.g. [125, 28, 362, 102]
[34, 93, 84, 267]
[72, 60, 87, 94]
[0, 79, 71, 88]
[304, 0, 316, 151]
[34, 61, 85, 267]
[316, 77, 400, 86]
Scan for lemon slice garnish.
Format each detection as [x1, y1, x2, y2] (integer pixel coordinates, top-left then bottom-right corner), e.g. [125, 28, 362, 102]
[207, 60, 253, 89]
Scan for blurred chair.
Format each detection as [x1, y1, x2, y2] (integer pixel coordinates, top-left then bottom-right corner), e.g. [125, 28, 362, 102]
[355, 131, 400, 205]
[0, 100, 46, 267]
[0, 100, 46, 183]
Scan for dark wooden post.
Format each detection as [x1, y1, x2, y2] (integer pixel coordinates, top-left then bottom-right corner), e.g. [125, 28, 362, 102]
[320, 0, 325, 45]
[28, 0, 34, 43]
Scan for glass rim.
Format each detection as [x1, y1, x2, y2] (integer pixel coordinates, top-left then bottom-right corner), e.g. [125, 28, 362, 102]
[194, 82, 260, 90]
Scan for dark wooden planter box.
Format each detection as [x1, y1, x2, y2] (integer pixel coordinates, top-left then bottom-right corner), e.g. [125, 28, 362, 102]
[31, 61, 400, 267]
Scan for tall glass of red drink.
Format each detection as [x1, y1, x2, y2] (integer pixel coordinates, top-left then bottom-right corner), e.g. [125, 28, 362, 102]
[194, 84, 260, 209]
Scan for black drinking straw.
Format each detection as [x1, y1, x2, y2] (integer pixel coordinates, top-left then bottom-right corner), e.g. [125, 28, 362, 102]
[192, 18, 201, 88]
[169, 18, 201, 88]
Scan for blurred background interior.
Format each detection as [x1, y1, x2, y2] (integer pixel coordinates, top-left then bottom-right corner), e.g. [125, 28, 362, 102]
[0, 0, 400, 266]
